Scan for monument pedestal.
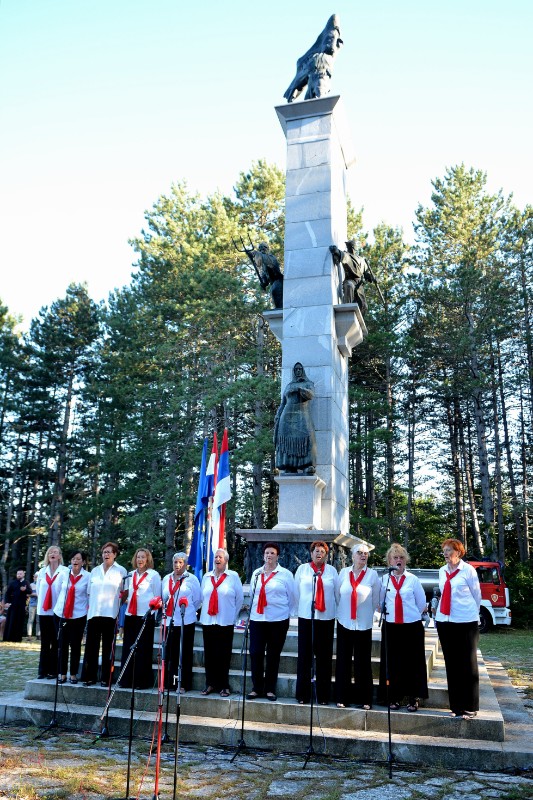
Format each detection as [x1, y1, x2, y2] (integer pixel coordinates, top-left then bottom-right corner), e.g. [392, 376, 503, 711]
[274, 473, 325, 529]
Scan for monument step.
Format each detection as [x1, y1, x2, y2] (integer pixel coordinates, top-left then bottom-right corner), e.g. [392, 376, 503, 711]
[3, 691, 525, 770]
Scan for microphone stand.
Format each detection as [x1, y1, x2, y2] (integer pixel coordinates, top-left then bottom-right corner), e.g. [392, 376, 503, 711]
[230, 570, 259, 763]
[303, 570, 319, 768]
[36, 565, 70, 738]
[379, 569, 395, 779]
[152, 605, 166, 800]
[100, 612, 121, 738]
[161, 614, 174, 743]
[172, 602, 187, 800]
[100, 609, 152, 800]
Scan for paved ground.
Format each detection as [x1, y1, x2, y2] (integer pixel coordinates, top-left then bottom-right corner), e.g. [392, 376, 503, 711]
[0, 723, 532, 800]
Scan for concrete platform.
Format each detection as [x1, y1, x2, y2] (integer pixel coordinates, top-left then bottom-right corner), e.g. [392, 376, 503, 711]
[1, 628, 531, 770]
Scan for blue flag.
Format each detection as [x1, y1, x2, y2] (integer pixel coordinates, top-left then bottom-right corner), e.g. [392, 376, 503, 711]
[188, 437, 208, 578]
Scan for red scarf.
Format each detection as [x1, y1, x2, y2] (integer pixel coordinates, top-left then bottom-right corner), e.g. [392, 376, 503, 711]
[128, 571, 148, 615]
[440, 568, 460, 615]
[166, 575, 185, 618]
[310, 561, 326, 612]
[208, 572, 227, 615]
[64, 573, 82, 619]
[349, 568, 366, 620]
[257, 571, 276, 614]
[42, 572, 58, 612]
[391, 574, 406, 623]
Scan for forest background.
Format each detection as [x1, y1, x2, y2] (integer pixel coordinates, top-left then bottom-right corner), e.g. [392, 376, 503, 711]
[1, 157, 532, 627]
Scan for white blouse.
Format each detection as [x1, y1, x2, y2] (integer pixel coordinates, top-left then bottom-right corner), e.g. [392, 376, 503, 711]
[336, 566, 380, 631]
[199, 568, 244, 627]
[379, 570, 426, 623]
[36, 565, 69, 616]
[87, 562, 127, 620]
[435, 560, 481, 623]
[54, 568, 90, 619]
[294, 562, 337, 621]
[249, 565, 297, 622]
[162, 571, 201, 625]
[124, 568, 162, 617]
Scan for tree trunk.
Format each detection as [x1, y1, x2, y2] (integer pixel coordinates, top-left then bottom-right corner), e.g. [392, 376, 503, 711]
[465, 309, 495, 557]
[49, 366, 75, 545]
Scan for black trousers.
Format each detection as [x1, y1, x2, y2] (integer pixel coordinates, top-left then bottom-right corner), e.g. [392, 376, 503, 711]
[335, 624, 373, 706]
[295, 617, 335, 704]
[82, 616, 117, 684]
[436, 620, 480, 713]
[378, 621, 429, 704]
[165, 621, 196, 691]
[38, 615, 58, 677]
[202, 624, 234, 691]
[119, 614, 155, 689]
[249, 618, 289, 695]
[55, 615, 87, 677]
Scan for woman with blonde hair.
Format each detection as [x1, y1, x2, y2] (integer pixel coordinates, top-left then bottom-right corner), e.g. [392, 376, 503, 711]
[378, 543, 428, 712]
[36, 546, 68, 679]
[119, 547, 161, 689]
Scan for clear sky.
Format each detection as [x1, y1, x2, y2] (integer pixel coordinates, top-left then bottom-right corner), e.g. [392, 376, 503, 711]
[1, 0, 532, 327]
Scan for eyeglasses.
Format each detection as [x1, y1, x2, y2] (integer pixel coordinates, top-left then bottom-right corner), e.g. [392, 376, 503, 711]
[355, 551, 368, 556]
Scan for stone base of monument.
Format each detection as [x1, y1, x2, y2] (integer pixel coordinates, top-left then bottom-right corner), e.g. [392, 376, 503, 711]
[237, 527, 358, 579]
[4, 625, 532, 770]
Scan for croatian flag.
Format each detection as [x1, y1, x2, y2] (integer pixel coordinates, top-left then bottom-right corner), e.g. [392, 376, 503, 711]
[188, 438, 208, 579]
[203, 432, 218, 571]
[211, 428, 232, 559]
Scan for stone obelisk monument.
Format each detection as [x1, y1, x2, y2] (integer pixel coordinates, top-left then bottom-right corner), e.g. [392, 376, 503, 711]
[240, 95, 366, 576]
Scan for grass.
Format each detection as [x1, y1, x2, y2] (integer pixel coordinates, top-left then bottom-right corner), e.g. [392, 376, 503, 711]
[478, 628, 533, 695]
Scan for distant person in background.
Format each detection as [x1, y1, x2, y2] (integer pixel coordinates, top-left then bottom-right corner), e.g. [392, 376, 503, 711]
[435, 538, 481, 720]
[3, 569, 30, 642]
[36, 547, 68, 679]
[0, 601, 6, 638]
[378, 544, 428, 712]
[27, 572, 40, 638]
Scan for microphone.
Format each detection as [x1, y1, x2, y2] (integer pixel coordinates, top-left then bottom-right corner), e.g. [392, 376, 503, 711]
[388, 565, 400, 573]
[149, 596, 163, 611]
[179, 597, 188, 617]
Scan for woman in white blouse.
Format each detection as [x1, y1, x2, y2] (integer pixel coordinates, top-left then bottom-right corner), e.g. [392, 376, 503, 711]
[294, 540, 337, 705]
[119, 547, 161, 689]
[82, 541, 127, 687]
[335, 543, 380, 709]
[248, 542, 297, 702]
[435, 538, 481, 720]
[53, 550, 90, 684]
[199, 548, 243, 697]
[378, 543, 428, 711]
[36, 546, 69, 679]
[162, 552, 201, 693]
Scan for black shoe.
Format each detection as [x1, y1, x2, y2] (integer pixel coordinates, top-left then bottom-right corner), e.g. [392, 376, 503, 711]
[266, 693, 277, 702]
[246, 691, 260, 700]
[37, 674, 47, 680]
[83, 680, 96, 686]
[100, 681, 108, 687]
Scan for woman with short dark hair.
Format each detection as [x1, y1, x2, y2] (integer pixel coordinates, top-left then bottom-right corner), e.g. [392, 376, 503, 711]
[435, 538, 481, 720]
[247, 542, 296, 702]
[82, 542, 127, 687]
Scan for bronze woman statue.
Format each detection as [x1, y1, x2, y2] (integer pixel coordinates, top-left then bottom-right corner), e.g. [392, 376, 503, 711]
[274, 363, 317, 474]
